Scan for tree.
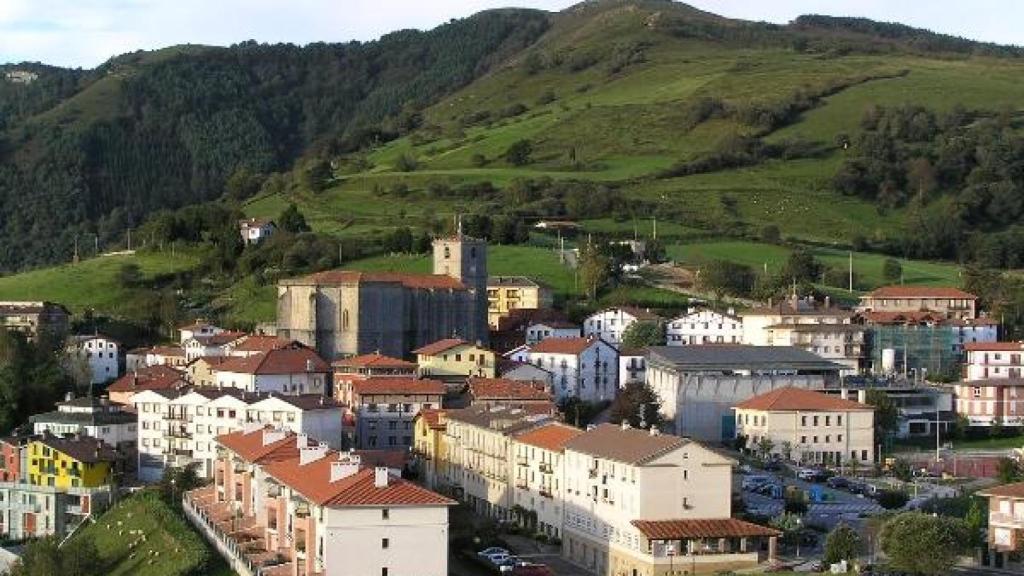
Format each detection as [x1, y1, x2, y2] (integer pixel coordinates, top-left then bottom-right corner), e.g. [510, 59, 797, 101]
[996, 457, 1022, 484]
[823, 523, 861, 566]
[699, 260, 756, 299]
[279, 204, 310, 233]
[621, 320, 665, 348]
[224, 167, 263, 200]
[880, 512, 969, 575]
[505, 139, 534, 166]
[780, 441, 793, 461]
[300, 158, 333, 191]
[964, 497, 986, 548]
[891, 457, 913, 482]
[395, 153, 418, 172]
[9, 534, 100, 576]
[781, 249, 823, 283]
[865, 389, 899, 438]
[761, 224, 782, 244]
[608, 381, 664, 429]
[117, 262, 143, 288]
[882, 258, 902, 282]
[877, 489, 910, 510]
[756, 436, 775, 459]
[578, 242, 610, 300]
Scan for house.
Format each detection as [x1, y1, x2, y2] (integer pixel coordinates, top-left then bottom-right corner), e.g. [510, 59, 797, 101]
[858, 285, 978, 320]
[491, 307, 572, 353]
[414, 338, 497, 380]
[66, 334, 121, 384]
[178, 321, 224, 345]
[561, 423, 778, 575]
[182, 331, 246, 362]
[183, 427, 454, 576]
[526, 320, 581, 346]
[667, 308, 743, 346]
[213, 346, 330, 395]
[979, 482, 1024, 570]
[741, 295, 866, 375]
[106, 364, 188, 407]
[646, 345, 844, 441]
[30, 395, 137, 453]
[467, 377, 554, 412]
[238, 217, 276, 245]
[583, 307, 661, 347]
[0, 435, 31, 483]
[145, 345, 188, 368]
[226, 334, 295, 357]
[0, 301, 70, 345]
[618, 347, 646, 388]
[276, 235, 489, 360]
[413, 408, 449, 491]
[345, 377, 445, 450]
[185, 355, 233, 387]
[733, 387, 875, 466]
[26, 435, 117, 489]
[133, 387, 344, 481]
[527, 337, 619, 403]
[510, 422, 583, 539]
[487, 276, 554, 328]
[332, 352, 418, 400]
[864, 311, 998, 377]
[498, 359, 554, 388]
[953, 378, 1024, 427]
[965, 342, 1024, 381]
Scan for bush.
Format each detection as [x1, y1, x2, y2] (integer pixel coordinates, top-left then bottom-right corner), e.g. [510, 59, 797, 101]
[534, 533, 549, 543]
[505, 139, 534, 166]
[877, 489, 910, 510]
[395, 153, 418, 172]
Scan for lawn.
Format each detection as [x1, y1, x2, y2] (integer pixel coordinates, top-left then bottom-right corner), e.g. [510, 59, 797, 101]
[893, 434, 1024, 452]
[74, 490, 235, 576]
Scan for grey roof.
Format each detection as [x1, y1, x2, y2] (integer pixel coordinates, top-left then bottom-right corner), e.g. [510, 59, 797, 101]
[446, 404, 550, 433]
[30, 410, 136, 427]
[647, 345, 843, 372]
[563, 423, 687, 465]
[488, 276, 546, 288]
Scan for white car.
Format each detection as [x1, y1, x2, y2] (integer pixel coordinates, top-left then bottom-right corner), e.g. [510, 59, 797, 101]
[742, 475, 773, 491]
[486, 553, 513, 566]
[478, 547, 510, 559]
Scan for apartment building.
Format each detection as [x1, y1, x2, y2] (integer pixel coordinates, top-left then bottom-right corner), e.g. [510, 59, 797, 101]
[213, 347, 331, 395]
[467, 377, 554, 412]
[965, 342, 1024, 381]
[618, 348, 646, 388]
[345, 377, 445, 450]
[415, 338, 498, 380]
[0, 481, 113, 540]
[133, 387, 343, 481]
[30, 395, 137, 452]
[980, 482, 1024, 570]
[413, 409, 449, 491]
[106, 364, 189, 407]
[526, 320, 581, 346]
[0, 301, 69, 345]
[487, 276, 554, 328]
[858, 285, 978, 320]
[0, 436, 29, 483]
[510, 422, 583, 539]
[67, 334, 121, 384]
[561, 423, 778, 575]
[666, 309, 743, 346]
[733, 387, 876, 465]
[184, 427, 454, 576]
[528, 337, 619, 403]
[583, 307, 661, 347]
[332, 352, 417, 400]
[954, 378, 1024, 427]
[863, 312, 998, 377]
[26, 435, 117, 489]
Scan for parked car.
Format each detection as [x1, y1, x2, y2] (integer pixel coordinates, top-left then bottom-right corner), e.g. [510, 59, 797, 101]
[479, 548, 510, 559]
[798, 468, 830, 482]
[487, 553, 514, 566]
[763, 460, 783, 472]
[827, 476, 850, 490]
[743, 475, 773, 491]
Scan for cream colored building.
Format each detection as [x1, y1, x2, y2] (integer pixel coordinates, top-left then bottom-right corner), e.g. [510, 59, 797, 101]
[487, 276, 554, 328]
[733, 387, 875, 466]
[511, 422, 583, 539]
[858, 285, 978, 320]
[415, 338, 497, 380]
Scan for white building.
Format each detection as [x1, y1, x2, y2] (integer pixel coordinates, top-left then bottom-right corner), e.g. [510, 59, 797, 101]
[618, 348, 646, 388]
[145, 346, 188, 368]
[528, 337, 619, 403]
[67, 335, 120, 384]
[182, 331, 246, 362]
[238, 217, 277, 245]
[526, 320, 581, 346]
[133, 387, 343, 482]
[666, 308, 743, 346]
[583, 307, 661, 347]
[965, 342, 1024, 381]
[213, 347, 330, 395]
[29, 396, 137, 451]
[178, 321, 224, 345]
[510, 422, 583, 539]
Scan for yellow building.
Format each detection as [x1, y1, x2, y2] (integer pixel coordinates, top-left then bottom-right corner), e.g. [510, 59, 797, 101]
[487, 276, 553, 328]
[27, 436, 117, 489]
[413, 408, 449, 491]
[414, 338, 497, 380]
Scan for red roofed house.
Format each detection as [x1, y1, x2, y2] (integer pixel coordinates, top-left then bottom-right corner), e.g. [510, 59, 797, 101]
[182, 330, 247, 362]
[527, 337, 619, 403]
[414, 338, 497, 380]
[510, 422, 583, 538]
[145, 346, 188, 369]
[238, 217, 276, 245]
[227, 334, 296, 358]
[964, 342, 1024, 381]
[346, 377, 445, 450]
[733, 387, 875, 465]
[106, 364, 188, 407]
[979, 481, 1024, 569]
[858, 285, 978, 320]
[467, 377, 552, 409]
[275, 235, 489, 361]
[213, 347, 330, 395]
[332, 352, 418, 400]
[185, 427, 454, 576]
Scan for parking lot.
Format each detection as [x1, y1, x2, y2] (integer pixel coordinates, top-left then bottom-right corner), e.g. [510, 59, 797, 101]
[739, 469, 884, 528]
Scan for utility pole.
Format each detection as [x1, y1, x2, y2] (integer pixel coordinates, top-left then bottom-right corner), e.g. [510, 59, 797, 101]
[848, 251, 853, 293]
[73, 236, 80, 264]
[652, 217, 657, 241]
[127, 229, 132, 251]
[935, 400, 941, 463]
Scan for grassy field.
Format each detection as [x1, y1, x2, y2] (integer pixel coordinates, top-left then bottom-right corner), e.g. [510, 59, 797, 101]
[74, 490, 235, 576]
[0, 250, 200, 314]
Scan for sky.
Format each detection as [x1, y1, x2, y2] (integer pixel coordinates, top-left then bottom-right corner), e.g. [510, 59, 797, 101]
[0, 0, 1021, 69]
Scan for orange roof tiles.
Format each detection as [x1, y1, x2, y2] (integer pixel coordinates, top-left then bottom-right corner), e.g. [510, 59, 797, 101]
[333, 353, 417, 370]
[107, 365, 187, 393]
[513, 423, 583, 452]
[217, 347, 329, 375]
[530, 337, 597, 355]
[417, 408, 446, 430]
[413, 338, 470, 356]
[352, 377, 445, 396]
[865, 286, 976, 299]
[980, 482, 1024, 499]
[631, 518, 781, 540]
[217, 427, 312, 464]
[231, 335, 296, 353]
[468, 377, 551, 402]
[965, 342, 1024, 352]
[150, 346, 186, 357]
[734, 387, 873, 412]
[291, 270, 466, 291]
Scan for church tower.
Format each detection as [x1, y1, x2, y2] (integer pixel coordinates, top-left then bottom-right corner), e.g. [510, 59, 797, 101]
[433, 229, 488, 344]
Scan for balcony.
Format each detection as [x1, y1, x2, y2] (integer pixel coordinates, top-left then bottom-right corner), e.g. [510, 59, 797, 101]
[515, 479, 529, 490]
[539, 487, 553, 499]
[991, 512, 1024, 528]
[516, 456, 528, 467]
[539, 462, 553, 474]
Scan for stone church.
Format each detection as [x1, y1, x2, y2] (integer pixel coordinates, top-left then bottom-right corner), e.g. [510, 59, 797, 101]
[276, 235, 488, 360]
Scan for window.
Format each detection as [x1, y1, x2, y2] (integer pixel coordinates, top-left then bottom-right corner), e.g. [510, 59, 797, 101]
[382, 569, 389, 576]
[813, 416, 819, 426]
[382, 508, 389, 520]
[801, 416, 807, 426]
[837, 415, 843, 426]
[825, 416, 831, 426]
[382, 538, 389, 549]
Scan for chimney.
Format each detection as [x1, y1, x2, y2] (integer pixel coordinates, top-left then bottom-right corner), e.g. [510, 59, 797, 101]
[374, 466, 389, 488]
[296, 433, 309, 449]
[857, 390, 867, 404]
[840, 389, 849, 400]
[261, 428, 286, 446]
[649, 426, 660, 437]
[330, 452, 361, 483]
[824, 296, 831, 309]
[620, 421, 630, 431]
[299, 442, 329, 466]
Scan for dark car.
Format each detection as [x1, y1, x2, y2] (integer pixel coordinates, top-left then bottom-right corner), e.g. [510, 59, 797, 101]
[827, 476, 850, 489]
[763, 460, 783, 472]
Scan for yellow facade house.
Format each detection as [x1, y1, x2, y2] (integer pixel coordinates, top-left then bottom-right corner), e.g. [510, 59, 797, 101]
[413, 408, 449, 491]
[27, 435, 117, 489]
[487, 276, 554, 328]
[415, 338, 497, 380]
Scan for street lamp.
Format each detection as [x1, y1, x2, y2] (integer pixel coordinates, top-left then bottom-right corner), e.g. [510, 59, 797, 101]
[795, 517, 803, 558]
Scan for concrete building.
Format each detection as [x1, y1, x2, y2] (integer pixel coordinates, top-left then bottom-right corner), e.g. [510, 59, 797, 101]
[67, 335, 121, 384]
[528, 337, 619, 403]
[618, 348, 647, 389]
[561, 423, 778, 576]
[733, 387, 875, 466]
[510, 422, 582, 539]
[980, 482, 1024, 570]
[583, 307, 661, 347]
[0, 301, 69, 346]
[741, 296, 865, 375]
[954, 378, 1024, 427]
[133, 388, 344, 481]
[106, 364, 189, 407]
[184, 427, 454, 576]
[413, 409, 449, 492]
[646, 345, 843, 441]
[0, 436, 30, 483]
[858, 286, 978, 320]
[213, 347, 330, 395]
[820, 385, 953, 438]
[30, 396, 137, 453]
[965, 342, 1024, 381]
[344, 377, 445, 450]
[178, 321, 224, 345]
[526, 320, 581, 346]
[667, 308, 743, 346]
[499, 359, 554, 388]
[238, 217, 276, 245]
[414, 338, 497, 380]
[487, 276, 554, 328]
[0, 482, 113, 540]
[276, 234, 488, 360]
[864, 312, 998, 378]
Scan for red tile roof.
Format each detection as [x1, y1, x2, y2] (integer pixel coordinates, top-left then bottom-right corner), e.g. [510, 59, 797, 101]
[860, 310, 951, 325]
[353, 450, 409, 470]
[514, 423, 583, 452]
[468, 377, 551, 402]
[417, 408, 446, 430]
[530, 337, 598, 355]
[980, 482, 1024, 499]
[353, 377, 445, 396]
[631, 518, 781, 540]
[230, 335, 295, 353]
[734, 387, 874, 412]
[216, 348, 329, 375]
[865, 286, 976, 299]
[413, 338, 469, 356]
[190, 331, 247, 346]
[150, 346, 186, 357]
[107, 365, 187, 393]
[217, 427, 312, 464]
[965, 342, 1024, 352]
[291, 271, 466, 291]
[333, 353, 417, 370]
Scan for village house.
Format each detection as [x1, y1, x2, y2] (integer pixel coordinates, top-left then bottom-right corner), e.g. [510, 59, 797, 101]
[213, 346, 330, 395]
[66, 334, 121, 384]
[414, 338, 497, 380]
[145, 345, 188, 368]
[965, 342, 1024, 381]
[227, 334, 295, 357]
[344, 376, 445, 450]
[178, 321, 225, 344]
[238, 217, 276, 245]
[953, 378, 1024, 427]
[30, 395, 137, 454]
[467, 377, 555, 413]
[182, 330, 247, 362]
[183, 427, 454, 576]
[413, 409, 448, 491]
[0, 436, 30, 483]
[510, 422, 583, 539]
[667, 308, 743, 346]
[858, 285, 978, 320]
[979, 482, 1024, 570]
[185, 356, 233, 387]
[332, 352, 418, 400]
[487, 276, 554, 328]
[490, 307, 572, 353]
[527, 337, 619, 403]
[526, 319, 581, 345]
[733, 387, 876, 466]
[499, 358, 555, 388]
[0, 301, 69, 345]
[583, 307, 661, 347]
[618, 348, 647, 388]
[106, 364, 189, 407]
